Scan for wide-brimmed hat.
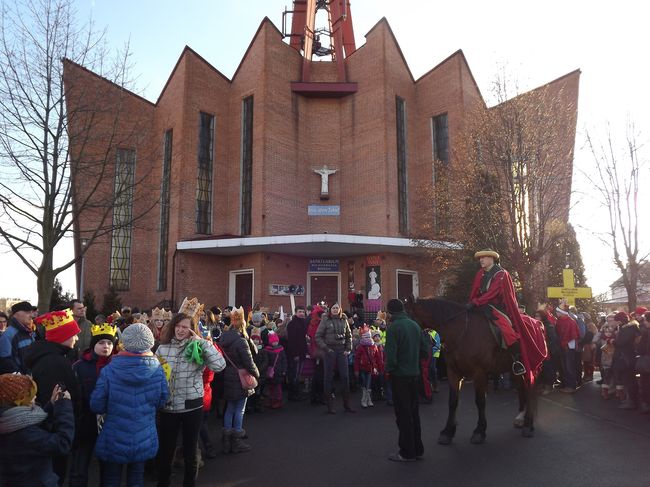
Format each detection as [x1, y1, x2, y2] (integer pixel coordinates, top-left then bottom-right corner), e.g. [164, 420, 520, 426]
[474, 249, 500, 260]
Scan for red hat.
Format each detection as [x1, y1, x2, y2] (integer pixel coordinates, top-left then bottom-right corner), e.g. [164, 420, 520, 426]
[613, 311, 629, 324]
[35, 309, 81, 344]
[634, 307, 648, 317]
[268, 332, 279, 345]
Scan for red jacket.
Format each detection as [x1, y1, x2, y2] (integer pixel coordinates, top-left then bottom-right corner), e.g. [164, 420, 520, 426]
[555, 314, 580, 350]
[202, 342, 220, 411]
[354, 343, 383, 375]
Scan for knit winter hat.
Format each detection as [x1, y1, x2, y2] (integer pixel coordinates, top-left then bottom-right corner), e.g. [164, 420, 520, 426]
[0, 374, 38, 407]
[613, 311, 629, 324]
[252, 312, 264, 325]
[35, 309, 81, 344]
[90, 323, 119, 350]
[268, 332, 279, 345]
[387, 299, 404, 314]
[121, 323, 154, 353]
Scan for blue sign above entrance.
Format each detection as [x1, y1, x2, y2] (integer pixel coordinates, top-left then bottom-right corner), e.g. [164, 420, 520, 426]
[309, 258, 340, 272]
[308, 205, 340, 216]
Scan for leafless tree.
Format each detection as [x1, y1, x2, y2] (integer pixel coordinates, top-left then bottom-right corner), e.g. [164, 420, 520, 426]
[425, 72, 580, 307]
[584, 124, 648, 311]
[0, 0, 156, 311]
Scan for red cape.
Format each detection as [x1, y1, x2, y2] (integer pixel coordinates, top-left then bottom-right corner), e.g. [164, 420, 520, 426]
[470, 267, 548, 383]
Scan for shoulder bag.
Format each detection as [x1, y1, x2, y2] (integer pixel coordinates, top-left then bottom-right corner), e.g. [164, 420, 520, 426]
[222, 349, 258, 390]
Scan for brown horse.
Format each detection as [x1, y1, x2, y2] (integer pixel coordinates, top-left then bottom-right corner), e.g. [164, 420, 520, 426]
[405, 296, 537, 444]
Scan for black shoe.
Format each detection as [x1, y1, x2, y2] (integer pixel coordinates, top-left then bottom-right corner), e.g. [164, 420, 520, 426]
[512, 361, 526, 376]
[388, 453, 416, 462]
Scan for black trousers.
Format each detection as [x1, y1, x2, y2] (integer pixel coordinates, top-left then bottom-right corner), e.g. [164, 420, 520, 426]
[390, 375, 423, 459]
[157, 408, 203, 487]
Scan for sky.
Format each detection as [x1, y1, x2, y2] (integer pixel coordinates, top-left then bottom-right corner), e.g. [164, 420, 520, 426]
[1, 0, 648, 303]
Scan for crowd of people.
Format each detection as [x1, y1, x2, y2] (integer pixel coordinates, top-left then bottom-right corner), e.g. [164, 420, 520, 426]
[0, 291, 649, 485]
[534, 302, 650, 413]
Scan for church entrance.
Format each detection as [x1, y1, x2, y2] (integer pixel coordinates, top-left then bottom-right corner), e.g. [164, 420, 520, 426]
[229, 269, 254, 311]
[396, 270, 419, 301]
[308, 273, 340, 307]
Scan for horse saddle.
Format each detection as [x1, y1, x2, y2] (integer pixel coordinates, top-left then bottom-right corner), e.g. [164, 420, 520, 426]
[480, 305, 507, 349]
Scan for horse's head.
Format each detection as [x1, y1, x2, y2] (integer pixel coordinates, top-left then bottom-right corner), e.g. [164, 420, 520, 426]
[404, 294, 417, 316]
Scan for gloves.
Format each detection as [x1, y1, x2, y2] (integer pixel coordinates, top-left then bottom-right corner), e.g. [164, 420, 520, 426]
[465, 302, 476, 311]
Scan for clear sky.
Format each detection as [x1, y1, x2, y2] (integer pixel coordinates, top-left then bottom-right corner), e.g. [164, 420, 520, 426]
[1, 0, 648, 303]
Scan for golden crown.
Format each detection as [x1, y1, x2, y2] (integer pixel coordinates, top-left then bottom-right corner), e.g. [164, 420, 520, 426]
[163, 309, 173, 320]
[151, 307, 165, 321]
[178, 297, 204, 323]
[91, 323, 118, 338]
[36, 309, 75, 330]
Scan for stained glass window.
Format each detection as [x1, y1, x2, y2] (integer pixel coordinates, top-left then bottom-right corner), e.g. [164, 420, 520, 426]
[110, 149, 135, 291]
[432, 113, 449, 163]
[196, 112, 214, 234]
[157, 130, 172, 291]
[241, 96, 254, 236]
[396, 96, 408, 234]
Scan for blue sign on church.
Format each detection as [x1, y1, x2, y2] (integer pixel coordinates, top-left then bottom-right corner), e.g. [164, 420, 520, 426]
[309, 259, 340, 272]
[308, 205, 340, 216]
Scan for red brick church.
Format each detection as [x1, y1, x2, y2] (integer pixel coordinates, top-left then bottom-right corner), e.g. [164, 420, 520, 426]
[64, 1, 579, 313]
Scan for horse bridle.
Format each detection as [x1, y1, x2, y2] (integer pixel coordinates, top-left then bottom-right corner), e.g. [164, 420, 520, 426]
[436, 309, 471, 355]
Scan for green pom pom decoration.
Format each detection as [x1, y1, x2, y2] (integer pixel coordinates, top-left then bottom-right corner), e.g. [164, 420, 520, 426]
[184, 340, 204, 366]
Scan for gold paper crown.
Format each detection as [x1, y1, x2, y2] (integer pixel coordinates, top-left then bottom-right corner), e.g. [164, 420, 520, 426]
[178, 297, 204, 323]
[91, 323, 118, 338]
[137, 312, 149, 324]
[36, 309, 76, 331]
[163, 309, 173, 320]
[151, 307, 165, 321]
[230, 306, 245, 326]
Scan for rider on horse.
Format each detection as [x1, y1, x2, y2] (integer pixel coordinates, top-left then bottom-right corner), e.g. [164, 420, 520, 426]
[466, 249, 526, 376]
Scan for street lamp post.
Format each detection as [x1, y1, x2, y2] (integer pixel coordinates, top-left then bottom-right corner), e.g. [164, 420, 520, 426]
[79, 238, 88, 299]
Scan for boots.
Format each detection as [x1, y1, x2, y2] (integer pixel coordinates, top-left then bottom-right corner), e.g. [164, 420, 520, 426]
[342, 389, 356, 413]
[366, 388, 374, 407]
[231, 430, 252, 453]
[326, 393, 336, 414]
[221, 428, 232, 454]
[361, 388, 369, 408]
[508, 342, 526, 376]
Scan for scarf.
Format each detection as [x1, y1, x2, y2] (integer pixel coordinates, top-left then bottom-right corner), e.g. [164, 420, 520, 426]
[359, 331, 373, 346]
[264, 344, 284, 354]
[0, 405, 48, 434]
[479, 264, 503, 294]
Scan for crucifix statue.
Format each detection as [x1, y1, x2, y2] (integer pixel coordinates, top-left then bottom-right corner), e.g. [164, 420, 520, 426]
[314, 166, 337, 200]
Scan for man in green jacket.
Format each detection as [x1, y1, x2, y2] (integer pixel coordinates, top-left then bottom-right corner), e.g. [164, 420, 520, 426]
[384, 298, 428, 462]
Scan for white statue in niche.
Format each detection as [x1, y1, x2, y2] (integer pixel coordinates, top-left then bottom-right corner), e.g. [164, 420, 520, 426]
[314, 166, 337, 200]
[367, 267, 381, 300]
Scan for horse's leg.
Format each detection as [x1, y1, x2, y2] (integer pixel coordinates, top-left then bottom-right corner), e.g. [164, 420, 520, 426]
[513, 376, 526, 428]
[470, 373, 488, 444]
[438, 369, 461, 445]
[522, 379, 536, 438]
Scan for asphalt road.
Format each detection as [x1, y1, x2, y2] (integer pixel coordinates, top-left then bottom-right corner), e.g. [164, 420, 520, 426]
[168, 374, 650, 487]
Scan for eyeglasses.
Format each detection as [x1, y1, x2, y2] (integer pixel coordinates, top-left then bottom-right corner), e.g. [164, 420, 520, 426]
[0, 320, 7, 324]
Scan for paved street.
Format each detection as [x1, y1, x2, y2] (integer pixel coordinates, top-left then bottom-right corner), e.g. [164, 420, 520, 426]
[166, 374, 649, 487]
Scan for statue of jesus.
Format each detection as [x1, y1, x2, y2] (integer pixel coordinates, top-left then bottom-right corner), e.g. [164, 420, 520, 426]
[314, 166, 337, 200]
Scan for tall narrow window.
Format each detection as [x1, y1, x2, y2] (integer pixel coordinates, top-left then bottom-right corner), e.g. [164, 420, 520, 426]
[396, 96, 408, 234]
[110, 148, 136, 291]
[157, 130, 172, 291]
[196, 112, 214, 234]
[241, 96, 254, 236]
[432, 113, 449, 163]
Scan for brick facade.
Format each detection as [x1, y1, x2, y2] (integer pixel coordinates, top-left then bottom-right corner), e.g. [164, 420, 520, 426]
[64, 16, 578, 314]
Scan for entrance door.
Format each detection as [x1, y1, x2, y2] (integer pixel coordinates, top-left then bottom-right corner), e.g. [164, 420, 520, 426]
[396, 270, 419, 301]
[309, 273, 340, 307]
[229, 269, 254, 310]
